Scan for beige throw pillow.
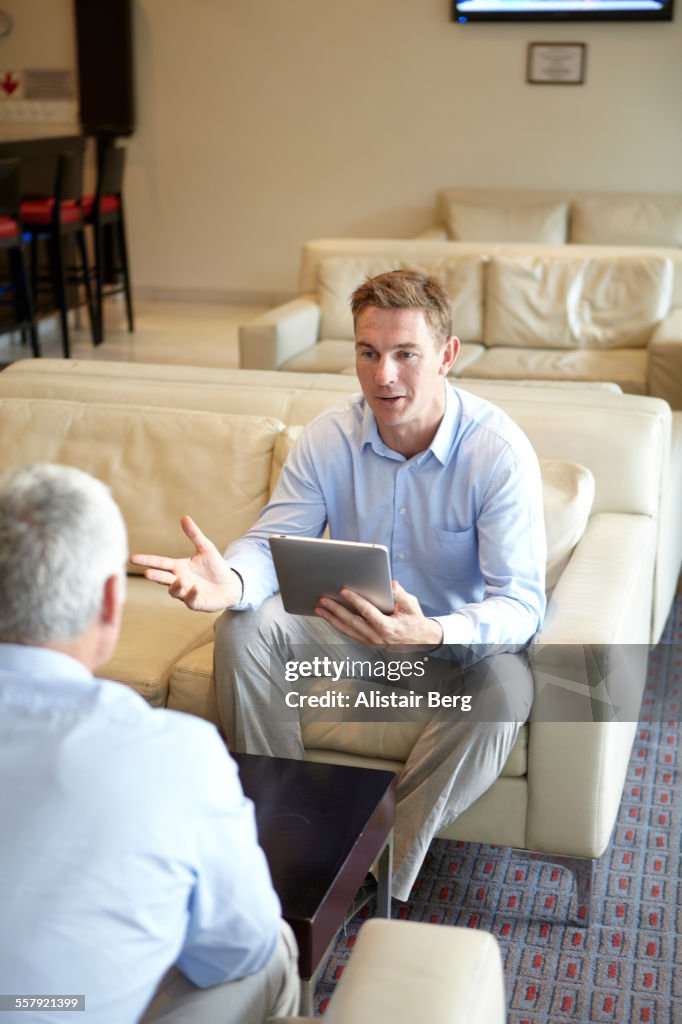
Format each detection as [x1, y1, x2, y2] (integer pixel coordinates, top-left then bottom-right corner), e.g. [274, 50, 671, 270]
[445, 200, 569, 244]
[571, 196, 682, 247]
[541, 459, 595, 593]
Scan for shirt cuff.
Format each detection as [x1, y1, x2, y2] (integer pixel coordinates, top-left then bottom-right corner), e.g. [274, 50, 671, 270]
[229, 567, 245, 605]
[431, 612, 475, 647]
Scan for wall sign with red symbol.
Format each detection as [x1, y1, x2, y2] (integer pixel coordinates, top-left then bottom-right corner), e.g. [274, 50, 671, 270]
[0, 70, 22, 98]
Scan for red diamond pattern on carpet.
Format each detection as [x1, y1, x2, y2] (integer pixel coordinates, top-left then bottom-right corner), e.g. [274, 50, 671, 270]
[314, 595, 682, 1022]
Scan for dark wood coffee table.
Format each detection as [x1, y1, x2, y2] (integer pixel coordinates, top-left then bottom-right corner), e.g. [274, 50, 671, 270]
[234, 752, 396, 1014]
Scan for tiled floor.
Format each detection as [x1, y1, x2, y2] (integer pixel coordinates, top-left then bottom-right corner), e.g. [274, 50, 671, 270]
[0, 296, 269, 369]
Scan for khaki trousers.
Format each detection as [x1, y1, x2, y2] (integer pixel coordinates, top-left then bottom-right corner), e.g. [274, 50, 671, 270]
[214, 596, 534, 901]
[140, 920, 299, 1024]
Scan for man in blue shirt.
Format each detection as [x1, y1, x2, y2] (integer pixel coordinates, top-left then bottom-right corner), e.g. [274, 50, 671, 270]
[0, 464, 298, 1023]
[133, 270, 546, 900]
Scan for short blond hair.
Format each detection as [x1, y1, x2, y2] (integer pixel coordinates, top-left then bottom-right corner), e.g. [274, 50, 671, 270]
[351, 269, 452, 346]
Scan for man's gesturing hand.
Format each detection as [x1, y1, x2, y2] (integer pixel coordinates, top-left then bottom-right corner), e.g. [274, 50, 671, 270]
[130, 516, 242, 612]
[315, 580, 443, 650]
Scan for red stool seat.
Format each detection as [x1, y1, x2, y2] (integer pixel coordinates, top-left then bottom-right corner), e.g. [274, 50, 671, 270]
[0, 215, 18, 240]
[81, 193, 121, 216]
[20, 198, 82, 226]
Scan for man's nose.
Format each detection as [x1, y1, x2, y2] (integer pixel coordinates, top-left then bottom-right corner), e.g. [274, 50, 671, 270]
[374, 356, 397, 385]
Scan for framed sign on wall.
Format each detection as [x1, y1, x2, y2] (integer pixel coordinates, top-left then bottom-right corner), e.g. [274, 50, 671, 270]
[526, 42, 586, 84]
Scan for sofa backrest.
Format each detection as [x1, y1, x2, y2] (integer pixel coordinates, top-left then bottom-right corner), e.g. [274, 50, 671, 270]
[304, 244, 672, 350]
[437, 188, 682, 248]
[0, 398, 283, 563]
[299, 239, 682, 310]
[0, 368, 668, 523]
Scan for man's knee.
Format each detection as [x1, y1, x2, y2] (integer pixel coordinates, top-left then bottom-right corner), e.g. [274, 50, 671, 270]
[453, 650, 534, 724]
[214, 596, 287, 663]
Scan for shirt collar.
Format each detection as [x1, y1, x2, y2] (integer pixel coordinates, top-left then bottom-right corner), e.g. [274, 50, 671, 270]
[428, 383, 461, 465]
[360, 382, 460, 465]
[0, 644, 93, 684]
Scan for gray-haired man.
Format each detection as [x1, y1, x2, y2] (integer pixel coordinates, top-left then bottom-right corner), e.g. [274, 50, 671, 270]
[0, 463, 298, 1024]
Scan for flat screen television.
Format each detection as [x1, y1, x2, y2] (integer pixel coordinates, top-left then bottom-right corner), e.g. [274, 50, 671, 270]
[452, 0, 674, 21]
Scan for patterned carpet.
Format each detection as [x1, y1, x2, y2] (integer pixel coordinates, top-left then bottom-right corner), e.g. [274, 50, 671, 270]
[314, 595, 682, 1022]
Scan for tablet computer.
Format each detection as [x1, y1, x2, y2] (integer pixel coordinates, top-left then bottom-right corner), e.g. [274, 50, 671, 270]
[268, 535, 395, 617]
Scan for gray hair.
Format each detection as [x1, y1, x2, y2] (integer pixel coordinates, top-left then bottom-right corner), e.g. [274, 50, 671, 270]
[0, 464, 128, 645]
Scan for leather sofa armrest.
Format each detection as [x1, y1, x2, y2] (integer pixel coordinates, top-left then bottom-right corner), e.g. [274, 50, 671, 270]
[238, 295, 321, 370]
[535, 513, 656, 648]
[525, 512, 656, 857]
[413, 224, 449, 240]
[297, 919, 504, 1024]
[648, 307, 682, 409]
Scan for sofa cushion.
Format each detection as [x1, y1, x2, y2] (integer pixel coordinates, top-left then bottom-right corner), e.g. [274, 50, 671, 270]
[167, 641, 220, 720]
[445, 199, 569, 244]
[461, 346, 648, 395]
[570, 196, 682, 247]
[317, 254, 485, 343]
[338, 344, 487, 377]
[300, 693, 528, 775]
[99, 579, 219, 707]
[281, 339, 356, 374]
[484, 254, 673, 350]
[166, 640, 529, 776]
[283, 341, 487, 378]
[0, 398, 283, 568]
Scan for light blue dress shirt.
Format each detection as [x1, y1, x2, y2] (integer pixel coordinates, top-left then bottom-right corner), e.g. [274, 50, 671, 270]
[227, 383, 546, 646]
[0, 645, 281, 1024]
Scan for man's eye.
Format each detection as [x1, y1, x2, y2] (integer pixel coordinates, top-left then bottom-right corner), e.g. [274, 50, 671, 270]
[358, 350, 375, 359]
[398, 351, 416, 360]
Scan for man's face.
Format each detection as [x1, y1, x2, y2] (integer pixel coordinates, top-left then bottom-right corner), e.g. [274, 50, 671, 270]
[354, 305, 459, 456]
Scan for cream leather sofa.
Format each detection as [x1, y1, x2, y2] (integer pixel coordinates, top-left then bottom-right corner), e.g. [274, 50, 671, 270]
[421, 187, 682, 250]
[285, 918, 505, 1024]
[239, 238, 682, 410]
[0, 361, 678, 920]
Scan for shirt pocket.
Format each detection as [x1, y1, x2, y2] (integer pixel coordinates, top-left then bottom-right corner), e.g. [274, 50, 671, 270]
[429, 525, 479, 582]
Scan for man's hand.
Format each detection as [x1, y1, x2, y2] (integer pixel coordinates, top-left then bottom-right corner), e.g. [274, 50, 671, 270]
[130, 516, 242, 612]
[315, 580, 443, 650]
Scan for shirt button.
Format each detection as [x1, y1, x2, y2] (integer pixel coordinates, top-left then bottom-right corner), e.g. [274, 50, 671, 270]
[399, 507, 407, 516]
[398, 552, 406, 559]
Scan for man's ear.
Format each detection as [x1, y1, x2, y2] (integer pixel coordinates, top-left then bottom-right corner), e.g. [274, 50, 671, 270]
[101, 574, 123, 628]
[89, 573, 124, 673]
[439, 336, 460, 376]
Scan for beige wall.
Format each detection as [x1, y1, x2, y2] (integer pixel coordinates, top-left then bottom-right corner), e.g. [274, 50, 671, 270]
[2, 0, 682, 300]
[0, 0, 78, 139]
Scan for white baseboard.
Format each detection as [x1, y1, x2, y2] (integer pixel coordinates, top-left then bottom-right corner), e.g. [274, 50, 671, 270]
[134, 285, 293, 307]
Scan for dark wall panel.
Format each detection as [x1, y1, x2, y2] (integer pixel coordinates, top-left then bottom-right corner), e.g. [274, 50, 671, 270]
[74, 0, 135, 136]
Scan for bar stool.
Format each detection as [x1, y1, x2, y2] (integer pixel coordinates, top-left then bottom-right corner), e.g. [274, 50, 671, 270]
[21, 149, 99, 357]
[82, 144, 134, 343]
[0, 158, 40, 357]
